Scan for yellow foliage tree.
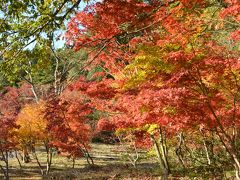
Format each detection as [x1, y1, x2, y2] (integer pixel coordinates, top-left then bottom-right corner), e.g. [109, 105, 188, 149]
[16, 101, 47, 148]
[15, 101, 52, 175]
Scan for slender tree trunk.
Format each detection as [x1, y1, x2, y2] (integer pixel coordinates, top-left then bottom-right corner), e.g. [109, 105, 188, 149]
[24, 69, 39, 103]
[15, 151, 22, 169]
[0, 164, 7, 180]
[150, 134, 168, 178]
[5, 152, 9, 180]
[85, 150, 94, 165]
[159, 128, 170, 173]
[31, 85, 39, 103]
[216, 130, 240, 179]
[82, 144, 94, 165]
[200, 130, 212, 165]
[209, 132, 216, 166]
[0, 151, 9, 180]
[234, 162, 240, 179]
[44, 142, 53, 175]
[46, 150, 52, 175]
[229, 150, 240, 179]
[22, 147, 30, 163]
[232, 128, 240, 179]
[53, 51, 60, 96]
[128, 144, 139, 168]
[78, 145, 94, 166]
[203, 139, 211, 165]
[175, 132, 186, 169]
[32, 149, 44, 176]
[72, 157, 75, 169]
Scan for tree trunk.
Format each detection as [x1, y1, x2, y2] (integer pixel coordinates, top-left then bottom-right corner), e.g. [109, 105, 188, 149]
[86, 150, 94, 165]
[72, 157, 75, 169]
[82, 144, 94, 165]
[200, 130, 212, 166]
[33, 149, 44, 176]
[159, 128, 170, 173]
[128, 144, 139, 168]
[0, 164, 8, 180]
[175, 132, 186, 169]
[5, 152, 9, 180]
[22, 148, 30, 163]
[0, 151, 9, 180]
[203, 139, 211, 165]
[15, 151, 22, 169]
[46, 150, 52, 175]
[231, 152, 240, 179]
[216, 129, 240, 179]
[24, 69, 39, 103]
[44, 142, 53, 175]
[150, 134, 168, 178]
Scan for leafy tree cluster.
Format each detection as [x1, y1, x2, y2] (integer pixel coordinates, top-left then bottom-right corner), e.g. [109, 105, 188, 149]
[0, 0, 240, 179]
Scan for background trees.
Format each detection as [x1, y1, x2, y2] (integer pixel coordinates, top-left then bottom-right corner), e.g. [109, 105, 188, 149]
[0, 0, 240, 179]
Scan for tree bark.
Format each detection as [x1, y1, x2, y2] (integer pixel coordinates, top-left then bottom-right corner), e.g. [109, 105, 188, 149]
[175, 132, 186, 169]
[159, 128, 170, 173]
[22, 148, 31, 163]
[150, 134, 168, 178]
[72, 157, 75, 169]
[45, 144, 53, 175]
[0, 150, 9, 180]
[82, 144, 94, 165]
[15, 151, 22, 169]
[32, 149, 44, 176]
[216, 129, 240, 179]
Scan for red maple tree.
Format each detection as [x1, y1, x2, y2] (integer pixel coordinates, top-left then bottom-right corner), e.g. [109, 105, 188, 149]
[44, 89, 94, 165]
[66, 0, 240, 177]
[0, 87, 21, 179]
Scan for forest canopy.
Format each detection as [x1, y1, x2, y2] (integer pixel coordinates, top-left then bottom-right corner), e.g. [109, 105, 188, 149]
[0, 0, 240, 179]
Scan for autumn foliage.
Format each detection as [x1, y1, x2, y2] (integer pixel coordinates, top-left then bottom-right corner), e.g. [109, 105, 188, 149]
[0, 88, 20, 149]
[16, 101, 47, 147]
[1, 0, 240, 179]
[65, 0, 240, 177]
[44, 90, 93, 160]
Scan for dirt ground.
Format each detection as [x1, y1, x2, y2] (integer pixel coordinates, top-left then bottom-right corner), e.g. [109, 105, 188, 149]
[0, 143, 234, 179]
[1, 143, 165, 180]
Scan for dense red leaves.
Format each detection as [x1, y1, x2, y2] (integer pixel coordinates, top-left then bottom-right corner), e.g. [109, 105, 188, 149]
[44, 91, 92, 158]
[221, 0, 240, 19]
[179, 0, 205, 8]
[0, 87, 21, 151]
[70, 77, 116, 99]
[66, 0, 165, 71]
[66, 0, 154, 48]
[66, 0, 240, 150]
[220, 0, 240, 41]
[96, 118, 116, 132]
